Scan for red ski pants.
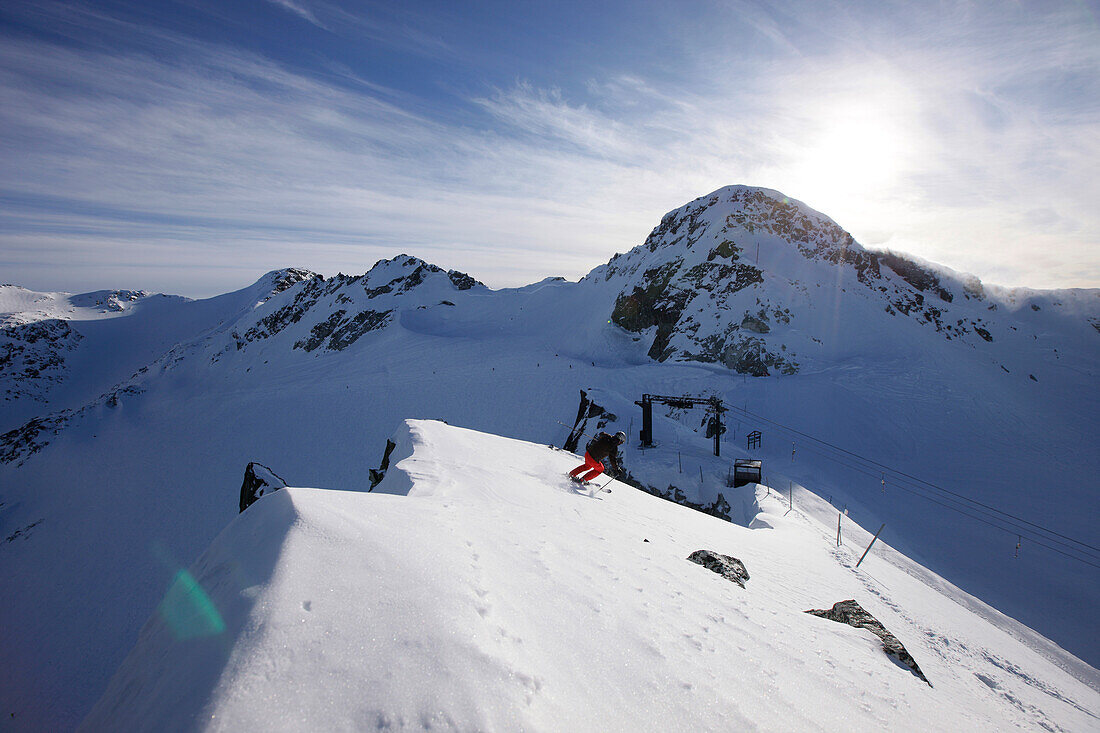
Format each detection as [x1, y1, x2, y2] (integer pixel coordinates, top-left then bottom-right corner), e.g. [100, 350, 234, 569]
[569, 452, 604, 482]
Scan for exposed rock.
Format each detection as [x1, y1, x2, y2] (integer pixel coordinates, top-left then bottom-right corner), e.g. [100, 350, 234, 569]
[104, 385, 143, 408]
[294, 309, 394, 352]
[447, 270, 482, 290]
[70, 289, 149, 312]
[718, 335, 797, 376]
[876, 252, 953, 303]
[1, 319, 83, 404]
[369, 439, 398, 489]
[239, 462, 288, 513]
[687, 549, 749, 588]
[740, 313, 770, 334]
[610, 259, 690, 361]
[805, 599, 931, 686]
[0, 413, 70, 465]
[563, 390, 618, 453]
[4, 518, 44, 544]
[706, 239, 741, 261]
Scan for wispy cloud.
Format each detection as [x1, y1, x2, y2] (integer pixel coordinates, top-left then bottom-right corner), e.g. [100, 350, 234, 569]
[265, 0, 328, 30]
[0, 0, 1096, 295]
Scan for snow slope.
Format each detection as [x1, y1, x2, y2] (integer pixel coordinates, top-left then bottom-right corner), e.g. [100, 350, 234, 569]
[82, 420, 1099, 732]
[0, 269, 313, 431]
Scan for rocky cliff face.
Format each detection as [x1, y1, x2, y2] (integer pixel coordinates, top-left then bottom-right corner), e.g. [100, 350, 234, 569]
[594, 185, 1092, 376]
[230, 255, 485, 354]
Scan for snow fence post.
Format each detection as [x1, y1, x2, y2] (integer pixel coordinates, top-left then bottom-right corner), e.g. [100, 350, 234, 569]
[856, 524, 886, 568]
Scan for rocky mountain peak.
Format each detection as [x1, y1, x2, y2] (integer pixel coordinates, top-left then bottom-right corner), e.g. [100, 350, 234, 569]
[595, 185, 1075, 376]
[69, 289, 152, 312]
[255, 268, 318, 301]
[227, 256, 485, 355]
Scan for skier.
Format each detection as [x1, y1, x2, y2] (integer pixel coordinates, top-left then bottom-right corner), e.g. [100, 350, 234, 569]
[569, 431, 626, 483]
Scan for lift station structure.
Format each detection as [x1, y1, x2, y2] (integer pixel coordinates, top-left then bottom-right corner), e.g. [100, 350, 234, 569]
[635, 393, 727, 456]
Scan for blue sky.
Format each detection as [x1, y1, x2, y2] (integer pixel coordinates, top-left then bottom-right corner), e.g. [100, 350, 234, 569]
[1, 0, 1097, 296]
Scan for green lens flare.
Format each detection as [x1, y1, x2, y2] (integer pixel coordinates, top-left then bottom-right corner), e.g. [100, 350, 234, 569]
[157, 570, 225, 639]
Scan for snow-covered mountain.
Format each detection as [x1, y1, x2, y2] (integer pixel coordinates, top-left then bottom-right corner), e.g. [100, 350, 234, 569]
[1, 186, 1097, 729]
[596, 186, 1096, 377]
[0, 269, 313, 432]
[81, 420, 1099, 731]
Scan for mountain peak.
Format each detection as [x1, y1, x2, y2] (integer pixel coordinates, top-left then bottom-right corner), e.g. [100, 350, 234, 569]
[592, 185, 1094, 375]
[366, 254, 486, 292]
[226, 257, 485, 355]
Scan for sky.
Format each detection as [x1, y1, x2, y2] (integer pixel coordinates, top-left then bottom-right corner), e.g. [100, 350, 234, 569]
[1, 0, 1097, 296]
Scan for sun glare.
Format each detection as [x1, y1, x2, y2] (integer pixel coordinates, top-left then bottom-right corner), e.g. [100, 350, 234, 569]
[784, 99, 910, 217]
[796, 105, 906, 205]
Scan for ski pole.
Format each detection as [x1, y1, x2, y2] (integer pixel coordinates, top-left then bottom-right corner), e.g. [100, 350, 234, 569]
[556, 419, 590, 436]
[556, 419, 595, 447]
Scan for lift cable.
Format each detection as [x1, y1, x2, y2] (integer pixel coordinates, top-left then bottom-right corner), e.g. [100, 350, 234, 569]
[724, 404, 1100, 559]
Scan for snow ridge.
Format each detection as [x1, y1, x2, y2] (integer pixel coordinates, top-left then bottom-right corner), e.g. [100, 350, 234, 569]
[82, 420, 1100, 732]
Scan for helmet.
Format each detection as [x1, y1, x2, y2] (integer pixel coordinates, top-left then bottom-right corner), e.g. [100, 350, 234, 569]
[615, 431, 627, 444]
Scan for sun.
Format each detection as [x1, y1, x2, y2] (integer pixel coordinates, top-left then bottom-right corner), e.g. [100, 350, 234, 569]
[784, 99, 910, 216]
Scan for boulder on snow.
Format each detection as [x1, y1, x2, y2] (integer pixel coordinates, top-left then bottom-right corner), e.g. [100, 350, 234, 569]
[687, 549, 749, 588]
[239, 462, 288, 513]
[805, 599, 931, 686]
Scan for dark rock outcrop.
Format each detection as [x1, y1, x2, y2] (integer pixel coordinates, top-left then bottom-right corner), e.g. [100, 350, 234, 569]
[687, 549, 749, 588]
[447, 270, 481, 291]
[630, 476, 732, 521]
[1, 319, 83, 404]
[239, 462, 288, 513]
[805, 599, 931, 686]
[0, 413, 70, 465]
[563, 390, 617, 453]
[368, 439, 398, 490]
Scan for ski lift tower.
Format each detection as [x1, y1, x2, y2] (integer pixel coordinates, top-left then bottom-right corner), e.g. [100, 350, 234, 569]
[635, 393, 727, 456]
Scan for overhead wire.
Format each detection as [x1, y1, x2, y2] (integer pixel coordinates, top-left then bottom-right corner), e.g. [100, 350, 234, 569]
[785, 436, 1096, 555]
[722, 404, 1100, 568]
[787, 439, 1100, 569]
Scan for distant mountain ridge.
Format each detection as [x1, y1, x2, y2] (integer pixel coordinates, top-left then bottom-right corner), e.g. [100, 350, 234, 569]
[2, 187, 1097, 462]
[228, 255, 484, 355]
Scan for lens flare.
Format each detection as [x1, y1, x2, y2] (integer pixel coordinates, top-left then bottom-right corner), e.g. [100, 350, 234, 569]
[157, 569, 225, 640]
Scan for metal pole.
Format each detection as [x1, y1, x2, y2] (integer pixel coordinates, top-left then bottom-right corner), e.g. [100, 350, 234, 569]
[837, 513, 842, 546]
[856, 524, 886, 568]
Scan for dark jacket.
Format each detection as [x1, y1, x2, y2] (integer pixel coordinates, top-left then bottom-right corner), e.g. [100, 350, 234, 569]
[586, 432, 622, 471]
